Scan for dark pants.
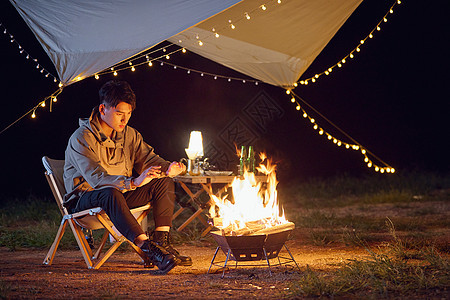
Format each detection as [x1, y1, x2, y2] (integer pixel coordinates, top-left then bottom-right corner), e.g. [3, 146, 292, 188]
[71, 177, 175, 243]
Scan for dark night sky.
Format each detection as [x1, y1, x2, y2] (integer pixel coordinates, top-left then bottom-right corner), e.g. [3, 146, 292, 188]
[0, 0, 448, 199]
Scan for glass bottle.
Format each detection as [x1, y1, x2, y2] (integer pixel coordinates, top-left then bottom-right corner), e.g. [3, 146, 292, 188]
[239, 145, 247, 176]
[247, 145, 255, 173]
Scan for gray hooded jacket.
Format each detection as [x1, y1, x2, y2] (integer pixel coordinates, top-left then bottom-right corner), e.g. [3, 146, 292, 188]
[63, 107, 170, 209]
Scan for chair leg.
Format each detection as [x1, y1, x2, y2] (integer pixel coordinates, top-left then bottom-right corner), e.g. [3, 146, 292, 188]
[92, 238, 124, 269]
[93, 230, 109, 260]
[43, 218, 68, 265]
[68, 219, 95, 268]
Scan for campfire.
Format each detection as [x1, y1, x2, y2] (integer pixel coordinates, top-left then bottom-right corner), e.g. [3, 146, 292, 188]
[208, 153, 295, 236]
[206, 153, 299, 276]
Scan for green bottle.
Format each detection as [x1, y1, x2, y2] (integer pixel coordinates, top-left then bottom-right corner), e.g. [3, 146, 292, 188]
[239, 146, 247, 175]
[247, 146, 255, 173]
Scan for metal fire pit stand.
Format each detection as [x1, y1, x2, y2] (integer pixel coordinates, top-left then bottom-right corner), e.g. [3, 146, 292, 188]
[207, 230, 300, 278]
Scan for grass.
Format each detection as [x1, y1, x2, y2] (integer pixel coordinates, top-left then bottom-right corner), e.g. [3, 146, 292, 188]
[281, 169, 450, 208]
[286, 220, 450, 298]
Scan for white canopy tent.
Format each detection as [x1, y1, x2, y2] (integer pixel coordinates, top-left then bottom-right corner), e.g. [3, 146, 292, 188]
[10, 0, 362, 87]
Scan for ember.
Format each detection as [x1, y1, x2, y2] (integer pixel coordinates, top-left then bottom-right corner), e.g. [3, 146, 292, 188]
[209, 153, 294, 236]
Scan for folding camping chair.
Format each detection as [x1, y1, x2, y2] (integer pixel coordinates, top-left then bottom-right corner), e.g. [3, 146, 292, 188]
[42, 156, 152, 269]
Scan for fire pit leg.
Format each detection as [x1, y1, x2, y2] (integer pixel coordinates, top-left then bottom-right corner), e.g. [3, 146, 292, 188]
[207, 246, 220, 274]
[262, 247, 272, 277]
[283, 244, 301, 272]
[221, 249, 232, 278]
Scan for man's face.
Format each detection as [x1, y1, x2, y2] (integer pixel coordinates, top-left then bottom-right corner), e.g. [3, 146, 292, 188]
[99, 101, 133, 134]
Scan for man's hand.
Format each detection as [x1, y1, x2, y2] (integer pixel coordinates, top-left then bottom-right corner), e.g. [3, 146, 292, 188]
[132, 166, 162, 188]
[166, 161, 186, 177]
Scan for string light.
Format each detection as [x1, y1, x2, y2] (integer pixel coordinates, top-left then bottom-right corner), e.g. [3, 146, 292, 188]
[287, 91, 395, 174]
[0, 23, 62, 87]
[296, 0, 402, 87]
[172, 0, 282, 50]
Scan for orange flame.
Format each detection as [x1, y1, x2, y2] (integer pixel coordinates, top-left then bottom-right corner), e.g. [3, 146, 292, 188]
[209, 154, 288, 233]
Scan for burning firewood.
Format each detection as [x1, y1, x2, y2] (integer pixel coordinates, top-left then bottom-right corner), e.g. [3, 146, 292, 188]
[249, 222, 295, 235]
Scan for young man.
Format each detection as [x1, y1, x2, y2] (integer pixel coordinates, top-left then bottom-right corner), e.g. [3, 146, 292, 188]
[63, 80, 191, 273]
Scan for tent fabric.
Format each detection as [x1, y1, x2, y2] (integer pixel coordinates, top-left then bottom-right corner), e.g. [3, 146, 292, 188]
[10, 0, 241, 85]
[11, 0, 362, 87]
[168, 0, 363, 87]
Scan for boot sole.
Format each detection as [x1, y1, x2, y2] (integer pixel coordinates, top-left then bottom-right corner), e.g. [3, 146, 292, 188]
[158, 259, 177, 274]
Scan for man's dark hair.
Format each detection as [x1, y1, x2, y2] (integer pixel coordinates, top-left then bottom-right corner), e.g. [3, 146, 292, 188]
[99, 80, 136, 110]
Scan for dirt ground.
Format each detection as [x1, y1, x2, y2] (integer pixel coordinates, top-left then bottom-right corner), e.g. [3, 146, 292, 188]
[0, 241, 374, 299]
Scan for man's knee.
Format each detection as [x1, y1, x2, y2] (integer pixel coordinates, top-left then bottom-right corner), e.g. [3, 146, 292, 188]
[97, 187, 125, 205]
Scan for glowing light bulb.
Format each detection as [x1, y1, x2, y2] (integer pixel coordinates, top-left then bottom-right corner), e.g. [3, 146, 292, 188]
[369, 33, 373, 38]
[58, 82, 63, 88]
[380, 168, 385, 173]
[312, 78, 316, 83]
[304, 81, 309, 85]
[333, 139, 337, 144]
[328, 68, 332, 72]
[360, 40, 365, 44]
[53, 97, 57, 102]
[375, 166, 379, 172]
[383, 17, 387, 22]
[261, 5, 267, 10]
[377, 26, 381, 31]
[31, 111, 36, 118]
[350, 53, 354, 58]
[356, 47, 361, 52]
[291, 97, 295, 103]
[327, 135, 332, 140]
[182, 48, 186, 53]
[319, 130, 324, 135]
[342, 59, 346, 63]
[41, 102, 45, 107]
[296, 105, 300, 110]
[198, 41, 203, 46]
[338, 63, 342, 68]
[364, 157, 369, 163]
[245, 13, 250, 20]
[315, 74, 319, 78]
[113, 71, 118, 76]
[325, 71, 329, 75]
[165, 55, 170, 59]
[367, 162, 372, 168]
[293, 82, 298, 87]
[278, 0, 281, 3]
[310, 118, 315, 123]
[390, 9, 394, 13]
[215, 33, 220, 38]
[148, 61, 153, 67]
[131, 66, 135, 72]
[286, 90, 291, 94]
[345, 144, 350, 149]
[95, 74, 99, 80]
[230, 24, 236, 29]
[302, 113, 307, 118]
[337, 141, 342, 146]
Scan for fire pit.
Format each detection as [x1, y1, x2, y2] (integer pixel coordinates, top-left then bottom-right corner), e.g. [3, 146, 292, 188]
[207, 224, 300, 277]
[206, 153, 300, 277]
